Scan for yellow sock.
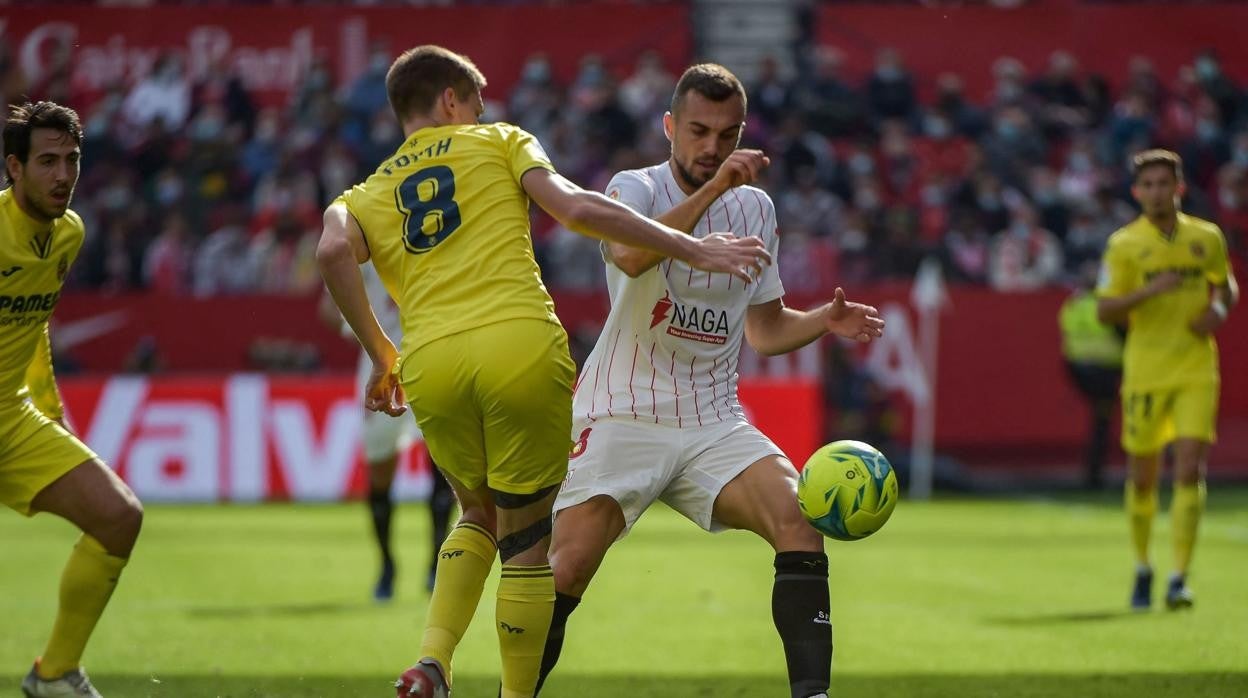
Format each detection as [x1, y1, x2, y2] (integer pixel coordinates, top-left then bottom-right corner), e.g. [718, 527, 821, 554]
[40, 535, 128, 678]
[1125, 482, 1157, 567]
[420, 522, 497, 677]
[497, 565, 555, 698]
[1171, 481, 1206, 575]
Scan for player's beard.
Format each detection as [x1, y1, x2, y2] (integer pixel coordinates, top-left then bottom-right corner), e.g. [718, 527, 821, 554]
[25, 186, 72, 221]
[1143, 197, 1178, 222]
[672, 157, 707, 191]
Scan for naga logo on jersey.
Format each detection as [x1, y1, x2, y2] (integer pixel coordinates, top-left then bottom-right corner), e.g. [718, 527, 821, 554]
[57, 254, 68, 281]
[649, 292, 673, 328]
[648, 291, 730, 345]
[568, 427, 592, 460]
[0, 265, 21, 277]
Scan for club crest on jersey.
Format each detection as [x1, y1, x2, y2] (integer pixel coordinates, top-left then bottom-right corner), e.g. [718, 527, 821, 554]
[609, 189, 620, 200]
[1190, 241, 1205, 259]
[569, 427, 592, 460]
[56, 254, 68, 282]
[648, 291, 729, 345]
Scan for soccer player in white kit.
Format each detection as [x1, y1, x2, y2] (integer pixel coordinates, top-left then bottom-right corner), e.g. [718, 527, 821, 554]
[535, 65, 884, 698]
[319, 262, 455, 600]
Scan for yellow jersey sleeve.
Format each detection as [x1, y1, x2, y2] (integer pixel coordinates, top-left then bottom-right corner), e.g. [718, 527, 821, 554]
[1097, 236, 1135, 298]
[504, 126, 555, 183]
[23, 322, 63, 420]
[1206, 225, 1231, 286]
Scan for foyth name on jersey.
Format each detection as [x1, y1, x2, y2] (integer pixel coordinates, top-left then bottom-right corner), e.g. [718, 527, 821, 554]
[649, 291, 729, 345]
[380, 137, 453, 176]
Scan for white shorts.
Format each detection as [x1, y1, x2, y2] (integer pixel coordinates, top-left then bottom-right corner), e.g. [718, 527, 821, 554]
[362, 409, 421, 463]
[358, 353, 422, 463]
[555, 417, 785, 534]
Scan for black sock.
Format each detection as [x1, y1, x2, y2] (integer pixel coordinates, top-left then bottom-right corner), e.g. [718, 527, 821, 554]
[534, 591, 582, 695]
[368, 486, 394, 566]
[773, 551, 832, 698]
[429, 464, 455, 571]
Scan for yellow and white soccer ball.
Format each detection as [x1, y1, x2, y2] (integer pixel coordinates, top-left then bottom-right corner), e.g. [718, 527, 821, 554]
[797, 440, 899, 541]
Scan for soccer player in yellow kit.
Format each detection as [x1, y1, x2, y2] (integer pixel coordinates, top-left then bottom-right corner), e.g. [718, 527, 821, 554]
[1, 102, 143, 698]
[315, 46, 771, 698]
[1097, 149, 1238, 611]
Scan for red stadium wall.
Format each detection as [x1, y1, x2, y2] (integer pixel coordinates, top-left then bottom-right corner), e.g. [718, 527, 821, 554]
[818, 2, 1248, 99]
[57, 374, 820, 502]
[53, 287, 1248, 475]
[2, 3, 691, 109]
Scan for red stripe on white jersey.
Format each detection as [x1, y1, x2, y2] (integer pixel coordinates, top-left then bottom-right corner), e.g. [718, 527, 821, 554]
[670, 350, 681, 428]
[628, 340, 639, 419]
[604, 328, 621, 418]
[689, 356, 702, 426]
[649, 341, 658, 423]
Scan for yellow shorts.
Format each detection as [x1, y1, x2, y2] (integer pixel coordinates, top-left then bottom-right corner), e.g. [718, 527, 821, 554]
[401, 318, 575, 495]
[1121, 383, 1219, 455]
[0, 401, 99, 516]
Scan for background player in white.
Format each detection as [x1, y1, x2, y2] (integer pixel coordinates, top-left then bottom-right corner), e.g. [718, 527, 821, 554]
[319, 262, 455, 601]
[535, 65, 884, 698]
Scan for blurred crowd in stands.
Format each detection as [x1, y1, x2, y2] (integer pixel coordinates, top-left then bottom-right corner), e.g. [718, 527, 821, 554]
[3, 32, 1247, 297]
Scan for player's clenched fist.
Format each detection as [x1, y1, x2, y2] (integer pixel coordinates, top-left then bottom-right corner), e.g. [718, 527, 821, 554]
[712, 149, 770, 190]
[365, 346, 408, 417]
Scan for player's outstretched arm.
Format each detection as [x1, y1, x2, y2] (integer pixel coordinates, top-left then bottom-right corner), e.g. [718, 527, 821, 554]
[607, 150, 769, 277]
[521, 168, 770, 283]
[745, 288, 884, 356]
[316, 204, 405, 416]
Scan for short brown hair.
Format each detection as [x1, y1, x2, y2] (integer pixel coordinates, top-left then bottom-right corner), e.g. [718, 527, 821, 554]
[4, 100, 82, 169]
[671, 63, 747, 116]
[385, 46, 487, 123]
[1132, 149, 1183, 183]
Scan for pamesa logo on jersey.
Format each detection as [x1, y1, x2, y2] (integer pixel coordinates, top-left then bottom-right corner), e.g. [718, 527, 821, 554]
[648, 291, 729, 345]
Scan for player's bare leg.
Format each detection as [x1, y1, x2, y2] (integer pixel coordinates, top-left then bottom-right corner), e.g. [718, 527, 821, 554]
[535, 495, 627, 694]
[1166, 438, 1208, 609]
[24, 459, 142, 697]
[713, 455, 830, 698]
[1125, 452, 1161, 609]
[368, 452, 400, 601]
[398, 471, 495, 698]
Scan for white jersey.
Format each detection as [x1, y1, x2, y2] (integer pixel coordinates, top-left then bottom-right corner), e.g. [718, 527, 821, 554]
[571, 162, 784, 427]
[354, 261, 404, 388]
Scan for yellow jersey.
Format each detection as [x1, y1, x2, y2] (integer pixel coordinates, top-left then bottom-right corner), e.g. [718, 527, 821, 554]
[1097, 212, 1231, 391]
[338, 122, 560, 356]
[0, 187, 81, 418]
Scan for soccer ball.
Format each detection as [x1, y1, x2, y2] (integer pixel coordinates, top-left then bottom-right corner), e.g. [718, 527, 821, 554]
[797, 440, 899, 541]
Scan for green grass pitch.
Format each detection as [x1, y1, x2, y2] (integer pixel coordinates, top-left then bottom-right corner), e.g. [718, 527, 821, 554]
[2, 490, 1246, 697]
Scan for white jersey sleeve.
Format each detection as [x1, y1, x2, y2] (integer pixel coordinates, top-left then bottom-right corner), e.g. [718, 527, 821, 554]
[605, 169, 658, 218]
[749, 195, 784, 305]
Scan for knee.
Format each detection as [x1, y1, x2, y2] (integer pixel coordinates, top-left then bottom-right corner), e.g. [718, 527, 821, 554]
[1173, 463, 1202, 486]
[96, 492, 143, 556]
[1128, 478, 1157, 494]
[550, 547, 594, 597]
[457, 503, 496, 535]
[367, 468, 393, 492]
[1128, 462, 1159, 490]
